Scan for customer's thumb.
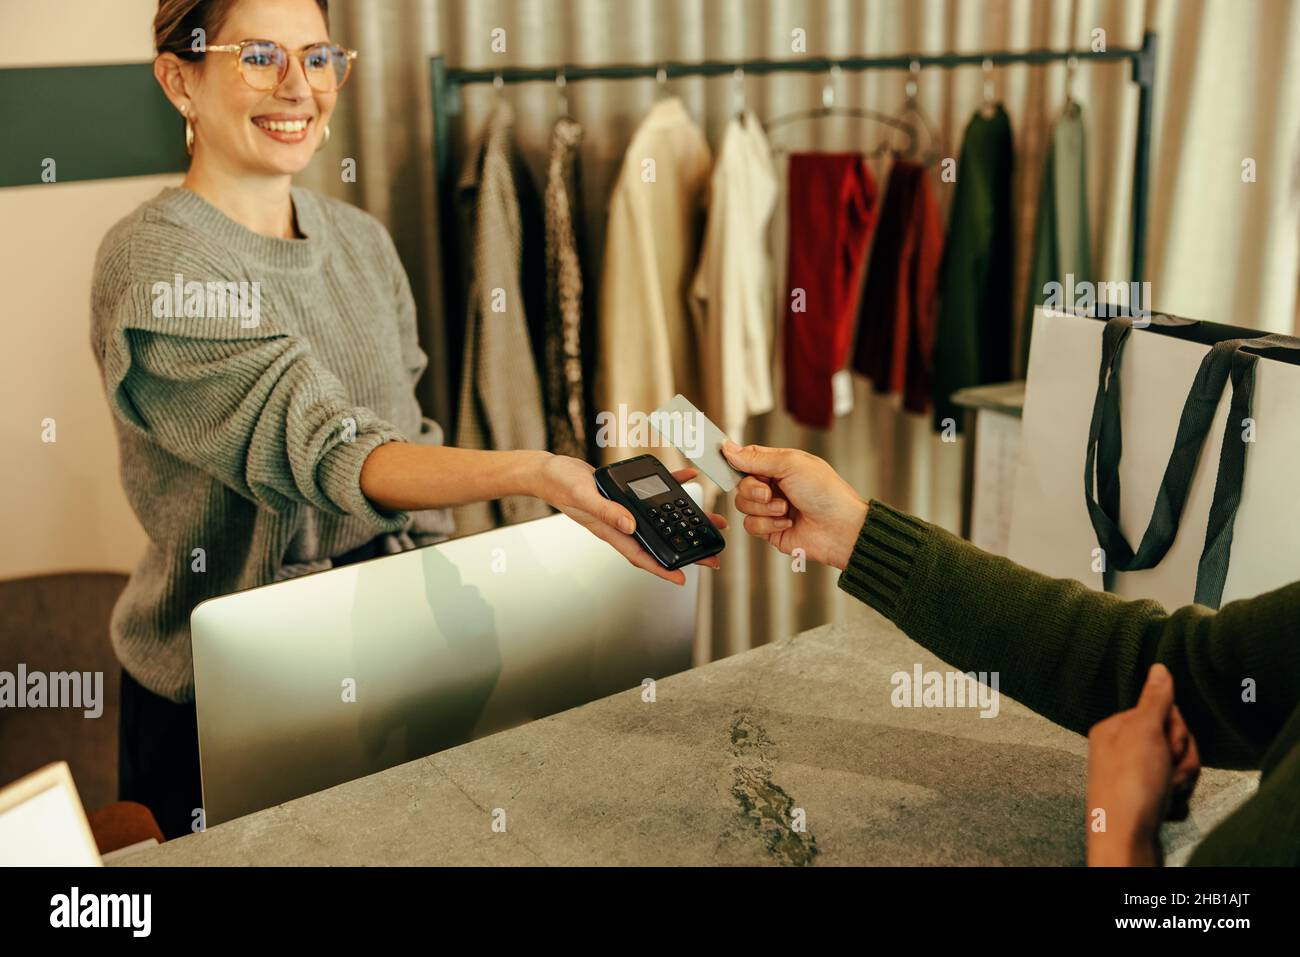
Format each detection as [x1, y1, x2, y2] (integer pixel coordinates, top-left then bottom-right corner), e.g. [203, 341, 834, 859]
[722, 440, 792, 479]
[1135, 662, 1174, 717]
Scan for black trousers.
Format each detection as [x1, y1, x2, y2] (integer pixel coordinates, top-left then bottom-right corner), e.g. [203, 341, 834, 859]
[117, 667, 203, 840]
[116, 537, 387, 840]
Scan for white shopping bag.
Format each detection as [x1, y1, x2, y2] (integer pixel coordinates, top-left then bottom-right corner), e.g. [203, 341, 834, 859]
[1008, 307, 1300, 611]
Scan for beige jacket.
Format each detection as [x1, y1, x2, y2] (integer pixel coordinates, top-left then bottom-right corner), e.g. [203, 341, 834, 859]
[595, 97, 712, 464]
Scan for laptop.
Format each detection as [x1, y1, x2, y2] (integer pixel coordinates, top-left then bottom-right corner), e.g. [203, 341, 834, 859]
[0, 762, 101, 866]
[191, 484, 704, 826]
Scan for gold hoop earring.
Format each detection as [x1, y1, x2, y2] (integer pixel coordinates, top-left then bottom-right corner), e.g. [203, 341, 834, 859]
[317, 123, 331, 151]
[185, 118, 195, 155]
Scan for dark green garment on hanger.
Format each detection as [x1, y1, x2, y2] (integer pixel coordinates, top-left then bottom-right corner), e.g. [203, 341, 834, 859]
[932, 105, 1015, 432]
[1021, 102, 1091, 372]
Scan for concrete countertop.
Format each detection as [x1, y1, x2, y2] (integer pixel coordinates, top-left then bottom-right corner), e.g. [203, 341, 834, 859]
[118, 611, 1256, 866]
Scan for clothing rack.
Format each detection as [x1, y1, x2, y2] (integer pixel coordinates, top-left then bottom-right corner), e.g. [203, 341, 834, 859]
[430, 31, 1157, 284]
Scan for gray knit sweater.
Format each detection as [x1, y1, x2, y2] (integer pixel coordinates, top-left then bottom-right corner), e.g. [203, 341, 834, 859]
[90, 186, 454, 703]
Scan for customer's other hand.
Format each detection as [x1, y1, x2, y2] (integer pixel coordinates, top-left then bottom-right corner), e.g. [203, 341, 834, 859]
[722, 441, 868, 570]
[1085, 663, 1202, 866]
[538, 454, 727, 586]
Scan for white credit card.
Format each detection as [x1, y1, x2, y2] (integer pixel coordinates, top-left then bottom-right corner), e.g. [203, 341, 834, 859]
[650, 394, 747, 492]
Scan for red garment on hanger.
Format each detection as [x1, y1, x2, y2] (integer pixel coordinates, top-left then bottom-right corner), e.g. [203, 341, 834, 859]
[783, 153, 878, 428]
[851, 160, 943, 414]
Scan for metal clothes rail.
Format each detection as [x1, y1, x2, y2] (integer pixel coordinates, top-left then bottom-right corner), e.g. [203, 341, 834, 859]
[430, 31, 1157, 284]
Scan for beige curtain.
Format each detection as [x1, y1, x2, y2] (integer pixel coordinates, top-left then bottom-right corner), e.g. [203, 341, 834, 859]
[300, 0, 1300, 663]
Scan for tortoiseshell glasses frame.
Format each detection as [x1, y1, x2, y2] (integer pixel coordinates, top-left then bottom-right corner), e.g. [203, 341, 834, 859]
[203, 39, 357, 93]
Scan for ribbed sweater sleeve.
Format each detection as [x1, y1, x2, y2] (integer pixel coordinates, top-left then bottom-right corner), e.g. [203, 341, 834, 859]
[837, 500, 1300, 771]
[98, 244, 409, 531]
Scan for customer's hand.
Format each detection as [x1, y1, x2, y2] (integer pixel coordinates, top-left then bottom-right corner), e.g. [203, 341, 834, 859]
[1085, 663, 1202, 866]
[722, 441, 868, 570]
[536, 454, 727, 586]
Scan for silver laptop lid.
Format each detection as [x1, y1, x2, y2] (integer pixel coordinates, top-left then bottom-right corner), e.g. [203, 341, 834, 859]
[192, 487, 702, 826]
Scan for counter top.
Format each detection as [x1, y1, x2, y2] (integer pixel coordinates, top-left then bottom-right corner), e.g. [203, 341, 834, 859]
[119, 610, 1255, 866]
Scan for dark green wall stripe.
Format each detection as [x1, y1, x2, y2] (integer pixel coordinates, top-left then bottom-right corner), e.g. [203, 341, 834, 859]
[0, 63, 186, 187]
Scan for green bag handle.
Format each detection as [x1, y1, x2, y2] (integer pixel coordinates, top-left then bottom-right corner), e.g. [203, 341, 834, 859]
[1083, 315, 1300, 608]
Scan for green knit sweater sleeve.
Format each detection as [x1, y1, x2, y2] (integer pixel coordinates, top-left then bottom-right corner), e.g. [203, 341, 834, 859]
[1187, 705, 1300, 865]
[96, 238, 410, 531]
[837, 501, 1300, 771]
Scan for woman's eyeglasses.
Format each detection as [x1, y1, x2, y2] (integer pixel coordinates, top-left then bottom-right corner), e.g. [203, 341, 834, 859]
[204, 40, 357, 93]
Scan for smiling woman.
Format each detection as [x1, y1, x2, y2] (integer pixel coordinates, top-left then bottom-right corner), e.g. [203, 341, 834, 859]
[153, 0, 338, 194]
[88, 0, 728, 841]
